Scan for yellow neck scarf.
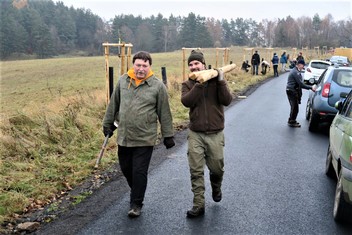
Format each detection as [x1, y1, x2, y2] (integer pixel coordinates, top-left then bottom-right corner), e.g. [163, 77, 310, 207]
[127, 68, 154, 88]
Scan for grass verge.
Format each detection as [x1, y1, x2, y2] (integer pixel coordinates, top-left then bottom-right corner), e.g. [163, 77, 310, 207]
[0, 49, 276, 231]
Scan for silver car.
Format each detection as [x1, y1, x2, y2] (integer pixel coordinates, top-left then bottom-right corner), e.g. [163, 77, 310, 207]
[329, 55, 351, 67]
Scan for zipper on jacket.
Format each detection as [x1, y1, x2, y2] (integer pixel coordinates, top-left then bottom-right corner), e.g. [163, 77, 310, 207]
[203, 83, 209, 131]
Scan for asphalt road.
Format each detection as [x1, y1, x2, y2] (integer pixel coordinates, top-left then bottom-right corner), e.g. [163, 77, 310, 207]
[35, 72, 352, 235]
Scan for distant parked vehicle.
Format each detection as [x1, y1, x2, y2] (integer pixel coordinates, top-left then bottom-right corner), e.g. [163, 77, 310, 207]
[325, 89, 352, 223]
[305, 65, 352, 131]
[303, 60, 331, 84]
[329, 56, 351, 67]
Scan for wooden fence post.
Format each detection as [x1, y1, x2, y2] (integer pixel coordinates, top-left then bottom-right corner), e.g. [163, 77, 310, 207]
[102, 42, 133, 104]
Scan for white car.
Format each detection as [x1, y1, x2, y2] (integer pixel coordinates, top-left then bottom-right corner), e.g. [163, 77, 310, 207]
[303, 59, 331, 84]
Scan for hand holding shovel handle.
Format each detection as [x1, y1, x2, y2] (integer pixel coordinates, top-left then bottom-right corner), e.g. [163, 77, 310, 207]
[94, 135, 110, 169]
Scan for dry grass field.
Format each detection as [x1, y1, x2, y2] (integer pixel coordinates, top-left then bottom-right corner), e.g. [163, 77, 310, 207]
[0, 46, 325, 229]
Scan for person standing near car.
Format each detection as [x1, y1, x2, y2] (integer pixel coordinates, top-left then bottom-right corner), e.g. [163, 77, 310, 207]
[181, 50, 233, 218]
[102, 51, 175, 218]
[286, 60, 316, 127]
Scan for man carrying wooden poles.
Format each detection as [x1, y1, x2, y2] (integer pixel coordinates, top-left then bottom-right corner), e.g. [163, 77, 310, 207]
[181, 50, 234, 218]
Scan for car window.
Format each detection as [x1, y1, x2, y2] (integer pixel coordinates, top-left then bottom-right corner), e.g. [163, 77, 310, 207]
[317, 69, 327, 84]
[320, 69, 332, 84]
[341, 92, 352, 115]
[346, 104, 352, 118]
[311, 62, 330, 69]
[343, 94, 352, 118]
[333, 70, 352, 87]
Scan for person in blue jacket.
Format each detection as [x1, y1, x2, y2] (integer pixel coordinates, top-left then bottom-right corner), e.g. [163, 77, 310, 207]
[280, 52, 288, 72]
[271, 53, 279, 77]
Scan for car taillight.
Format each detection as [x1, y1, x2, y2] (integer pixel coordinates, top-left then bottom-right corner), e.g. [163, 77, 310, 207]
[350, 152, 352, 163]
[307, 68, 312, 72]
[322, 83, 331, 98]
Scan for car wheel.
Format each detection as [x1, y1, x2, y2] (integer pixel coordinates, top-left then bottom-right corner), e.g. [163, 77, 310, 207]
[308, 109, 319, 132]
[305, 100, 311, 120]
[333, 170, 352, 223]
[325, 145, 336, 179]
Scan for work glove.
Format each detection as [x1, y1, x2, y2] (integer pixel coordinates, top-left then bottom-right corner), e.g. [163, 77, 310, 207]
[163, 136, 175, 149]
[103, 125, 117, 138]
[214, 68, 224, 81]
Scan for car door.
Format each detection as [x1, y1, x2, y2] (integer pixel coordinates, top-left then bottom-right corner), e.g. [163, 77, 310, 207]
[338, 93, 352, 170]
[331, 92, 352, 163]
[310, 68, 330, 105]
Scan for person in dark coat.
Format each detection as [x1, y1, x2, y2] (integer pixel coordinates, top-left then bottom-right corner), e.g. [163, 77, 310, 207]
[296, 52, 305, 64]
[241, 60, 251, 72]
[251, 50, 260, 75]
[286, 60, 316, 127]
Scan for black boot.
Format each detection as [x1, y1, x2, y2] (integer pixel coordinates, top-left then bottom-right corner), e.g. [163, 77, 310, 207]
[186, 206, 205, 218]
[210, 173, 222, 202]
[212, 190, 222, 202]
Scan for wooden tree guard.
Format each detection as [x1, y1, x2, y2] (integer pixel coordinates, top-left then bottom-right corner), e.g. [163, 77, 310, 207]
[102, 42, 133, 103]
[215, 47, 230, 68]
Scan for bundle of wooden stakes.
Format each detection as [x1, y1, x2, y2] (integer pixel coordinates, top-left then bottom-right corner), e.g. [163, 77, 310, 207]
[188, 64, 236, 83]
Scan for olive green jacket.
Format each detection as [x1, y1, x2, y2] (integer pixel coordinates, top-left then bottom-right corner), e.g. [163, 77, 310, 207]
[103, 73, 174, 147]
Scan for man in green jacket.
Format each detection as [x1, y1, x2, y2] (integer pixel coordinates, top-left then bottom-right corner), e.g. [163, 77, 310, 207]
[181, 50, 233, 218]
[103, 51, 175, 218]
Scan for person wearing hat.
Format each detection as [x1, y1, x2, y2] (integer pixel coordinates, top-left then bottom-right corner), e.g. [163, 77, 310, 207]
[102, 51, 175, 218]
[181, 50, 233, 218]
[286, 59, 316, 127]
[296, 52, 305, 64]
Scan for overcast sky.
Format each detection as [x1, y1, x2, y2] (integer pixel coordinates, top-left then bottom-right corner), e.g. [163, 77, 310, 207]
[57, 0, 352, 22]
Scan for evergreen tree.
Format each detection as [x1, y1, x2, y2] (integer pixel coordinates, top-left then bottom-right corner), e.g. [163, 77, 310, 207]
[221, 19, 232, 47]
[0, 0, 27, 58]
[232, 18, 249, 46]
[0, 0, 349, 59]
[178, 13, 213, 48]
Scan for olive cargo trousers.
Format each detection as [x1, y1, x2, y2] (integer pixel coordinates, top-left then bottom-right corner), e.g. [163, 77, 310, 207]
[187, 130, 225, 207]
